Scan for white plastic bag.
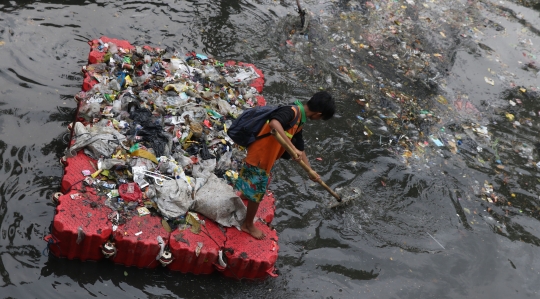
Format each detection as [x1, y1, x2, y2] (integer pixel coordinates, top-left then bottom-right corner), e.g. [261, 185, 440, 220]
[192, 174, 246, 228]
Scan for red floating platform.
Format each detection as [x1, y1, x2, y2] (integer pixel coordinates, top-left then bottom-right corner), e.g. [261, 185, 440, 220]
[45, 36, 278, 279]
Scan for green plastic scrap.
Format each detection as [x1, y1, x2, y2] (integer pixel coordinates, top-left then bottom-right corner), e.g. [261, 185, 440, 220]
[129, 143, 140, 153]
[491, 138, 500, 161]
[103, 52, 111, 62]
[206, 108, 222, 119]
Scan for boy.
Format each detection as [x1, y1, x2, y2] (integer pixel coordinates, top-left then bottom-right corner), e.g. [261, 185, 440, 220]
[235, 91, 335, 239]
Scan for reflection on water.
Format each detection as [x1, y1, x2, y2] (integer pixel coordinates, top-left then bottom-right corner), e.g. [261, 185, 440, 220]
[0, 0, 539, 297]
[0, 144, 48, 287]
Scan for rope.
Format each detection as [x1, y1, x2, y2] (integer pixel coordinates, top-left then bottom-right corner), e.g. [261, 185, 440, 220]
[200, 222, 222, 248]
[42, 237, 59, 257]
[63, 178, 86, 193]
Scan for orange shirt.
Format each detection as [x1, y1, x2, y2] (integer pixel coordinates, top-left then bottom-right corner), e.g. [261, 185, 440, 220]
[245, 106, 303, 173]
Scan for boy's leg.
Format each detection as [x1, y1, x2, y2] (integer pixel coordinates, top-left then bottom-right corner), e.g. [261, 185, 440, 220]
[241, 201, 265, 239]
[235, 163, 268, 240]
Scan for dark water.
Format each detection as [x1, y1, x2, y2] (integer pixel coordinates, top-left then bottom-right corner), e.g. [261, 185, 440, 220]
[1, 0, 540, 298]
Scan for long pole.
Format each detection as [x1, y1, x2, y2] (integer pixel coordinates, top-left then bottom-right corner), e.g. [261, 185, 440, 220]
[270, 129, 341, 201]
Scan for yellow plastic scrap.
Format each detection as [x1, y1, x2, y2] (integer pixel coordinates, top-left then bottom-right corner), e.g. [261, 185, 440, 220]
[402, 150, 412, 158]
[131, 149, 159, 164]
[112, 149, 125, 160]
[124, 75, 132, 87]
[186, 212, 201, 234]
[162, 219, 172, 233]
[473, 27, 484, 35]
[164, 82, 188, 93]
[520, 88, 527, 93]
[101, 169, 110, 178]
[437, 95, 448, 105]
[505, 112, 515, 121]
[225, 170, 238, 180]
[91, 169, 103, 178]
[446, 141, 457, 154]
[363, 125, 373, 137]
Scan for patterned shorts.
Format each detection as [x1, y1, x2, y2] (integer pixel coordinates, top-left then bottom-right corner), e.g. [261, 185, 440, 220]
[234, 163, 269, 203]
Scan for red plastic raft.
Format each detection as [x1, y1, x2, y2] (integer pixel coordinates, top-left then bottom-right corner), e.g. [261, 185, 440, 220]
[45, 36, 279, 279]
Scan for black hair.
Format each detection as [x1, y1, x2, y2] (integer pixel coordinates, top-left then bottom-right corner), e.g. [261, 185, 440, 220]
[307, 91, 335, 120]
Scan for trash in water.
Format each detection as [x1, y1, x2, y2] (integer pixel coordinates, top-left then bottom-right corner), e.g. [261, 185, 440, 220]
[430, 136, 444, 147]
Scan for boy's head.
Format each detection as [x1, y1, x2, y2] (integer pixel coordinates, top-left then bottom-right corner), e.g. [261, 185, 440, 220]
[306, 91, 335, 120]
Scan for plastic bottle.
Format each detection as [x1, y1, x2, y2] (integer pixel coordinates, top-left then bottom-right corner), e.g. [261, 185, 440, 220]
[109, 43, 118, 54]
[144, 55, 151, 64]
[112, 100, 122, 113]
[109, 79, 121, 91]
[170, 58, 181, 71]
[86, 63, 107, 72]
[142, 64, 151, 75]
[166, 96, 188, 106]
[154, 94, 164, 107]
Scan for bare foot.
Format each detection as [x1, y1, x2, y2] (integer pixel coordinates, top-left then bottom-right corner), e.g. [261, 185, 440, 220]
[241, 222, 266, 240]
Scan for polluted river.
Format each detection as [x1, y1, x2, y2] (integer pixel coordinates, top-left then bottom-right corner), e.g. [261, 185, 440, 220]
[0, 0, 539, 298]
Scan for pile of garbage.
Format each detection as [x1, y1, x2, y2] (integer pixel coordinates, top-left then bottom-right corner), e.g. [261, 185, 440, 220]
[65, 40, 265, 230]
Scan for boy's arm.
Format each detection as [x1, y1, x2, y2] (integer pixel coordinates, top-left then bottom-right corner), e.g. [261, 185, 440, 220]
[288, 130, 320, 182]
[269, 119, 303, 160]
[299, 151, 320, 181]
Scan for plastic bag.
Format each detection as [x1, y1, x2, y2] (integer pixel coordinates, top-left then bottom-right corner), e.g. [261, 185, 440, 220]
[216, 150, 232, 171]
[216, 99, 233, 116]
[67, 122, 127, 159]
[79, 102, 101, 120]
[119, 183, 142, 202]
[129, 107, 172, 157]
[192, 158, 216, 179]
[192, 174, 246, 228]
[98, 158, 126, 170]
[154, 177, 193, 218]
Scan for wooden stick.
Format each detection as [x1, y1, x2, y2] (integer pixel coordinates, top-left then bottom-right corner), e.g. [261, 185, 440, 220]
[270, 129, 341, 201]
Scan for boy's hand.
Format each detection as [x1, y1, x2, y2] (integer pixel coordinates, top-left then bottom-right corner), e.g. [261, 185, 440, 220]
[308, 171, 320, 182]
[292, 148, 303, 161]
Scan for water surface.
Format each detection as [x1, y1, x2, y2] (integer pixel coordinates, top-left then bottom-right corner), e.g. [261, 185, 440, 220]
[0, 0, 539, 298]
